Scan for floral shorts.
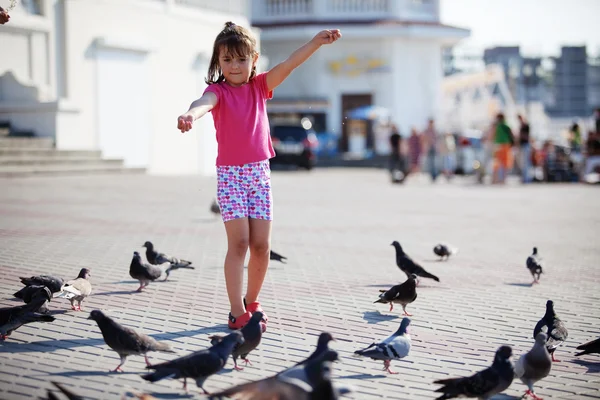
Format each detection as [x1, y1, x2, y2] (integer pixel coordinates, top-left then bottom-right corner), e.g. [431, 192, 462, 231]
[216, 160, 273, 222]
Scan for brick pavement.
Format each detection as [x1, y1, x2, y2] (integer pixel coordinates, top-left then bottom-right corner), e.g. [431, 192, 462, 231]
[0, 169, 599, 399]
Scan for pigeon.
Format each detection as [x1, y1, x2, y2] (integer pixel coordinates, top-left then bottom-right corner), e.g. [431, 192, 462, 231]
[0, 287, 55, 340]
[433, 345, 514, 400]
[354, 317, 411, 374]
[129, 251, 163, 291]
[209, 311, 264, 370]
[142, 331, 244, 394]
[142, 241, 194, 281]
[526, 247, 543, 284]
[514, 332, 552, 400]
[575, 337, 600, 357]
[49, 381, 84, 400]
[88, 310, 175, 372]
[391, 241, 440, 283]
[210, 198, 221, 216]
[290, 332, 336, 369]
[18, 274, 64, 294]
[13, 284, 51, 313]
[54, 268, 92, 311]
[433, 244, 458, 260]
[208, 350, 340, 400]
[270, 250, 287, 263]
[374, 274, 417, 316]
[533, 300, 568, 362]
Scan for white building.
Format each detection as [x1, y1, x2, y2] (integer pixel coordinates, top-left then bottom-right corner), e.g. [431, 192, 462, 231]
[0, 0, 251, 175]
[251, 0, 469, 152]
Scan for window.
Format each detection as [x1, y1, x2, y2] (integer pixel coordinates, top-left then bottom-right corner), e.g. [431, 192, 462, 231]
[22, 0, 43, 15]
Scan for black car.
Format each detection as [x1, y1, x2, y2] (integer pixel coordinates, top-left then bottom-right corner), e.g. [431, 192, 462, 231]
[270, 124, 318, 170]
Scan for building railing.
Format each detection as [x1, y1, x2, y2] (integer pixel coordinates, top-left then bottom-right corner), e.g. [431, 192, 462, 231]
[174, 0, 248, 15]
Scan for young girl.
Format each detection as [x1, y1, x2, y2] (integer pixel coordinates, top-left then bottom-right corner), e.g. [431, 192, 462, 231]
[177, 22, 341, 331]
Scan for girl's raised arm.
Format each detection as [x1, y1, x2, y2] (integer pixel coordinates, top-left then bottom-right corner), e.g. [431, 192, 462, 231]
[177, 91, 218, 133]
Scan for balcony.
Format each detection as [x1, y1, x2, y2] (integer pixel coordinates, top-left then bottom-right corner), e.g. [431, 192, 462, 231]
[252, 0, 439, 25]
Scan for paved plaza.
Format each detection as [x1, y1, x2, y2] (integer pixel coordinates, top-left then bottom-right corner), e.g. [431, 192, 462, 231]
[0, 169, 599, 399]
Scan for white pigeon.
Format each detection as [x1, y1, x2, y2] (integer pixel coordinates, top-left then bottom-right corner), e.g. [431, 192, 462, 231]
[354, 317, 411, 374]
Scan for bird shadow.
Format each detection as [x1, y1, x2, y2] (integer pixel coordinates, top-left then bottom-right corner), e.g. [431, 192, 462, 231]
[362, 311, 400, 324]
[48, 370, 140, 377]
[504, 282, 534, 288]
[93, 290, 140, 296]
[570, 358, 600, 373]
[489, 395, 520, 400]
[423, 258, 446, 262]
[146, 393, 194, 399]
[339, 373, 387, 380]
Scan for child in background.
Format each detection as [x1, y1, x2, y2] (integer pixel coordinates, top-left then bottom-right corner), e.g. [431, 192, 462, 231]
[177, 22, 341, 331]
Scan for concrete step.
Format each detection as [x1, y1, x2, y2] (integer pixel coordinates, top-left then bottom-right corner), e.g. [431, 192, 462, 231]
[0, 148, 102, 158]
[0, 163, 146, 178]
[0, 157, 121, 166]
[0, 137, 54, 149]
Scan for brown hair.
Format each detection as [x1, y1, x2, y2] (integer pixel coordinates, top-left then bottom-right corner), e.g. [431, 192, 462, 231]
[206, 22, 258, 84]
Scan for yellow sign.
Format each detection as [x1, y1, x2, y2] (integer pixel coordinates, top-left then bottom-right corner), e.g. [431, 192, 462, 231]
[329, 55, 390, 77]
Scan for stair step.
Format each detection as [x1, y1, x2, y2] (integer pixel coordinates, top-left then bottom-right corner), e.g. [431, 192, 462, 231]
[0, 149, 102, 158]
[0, 137, 54, 149]
[0, 157, 121, 166]
[0, 164, 146, 177]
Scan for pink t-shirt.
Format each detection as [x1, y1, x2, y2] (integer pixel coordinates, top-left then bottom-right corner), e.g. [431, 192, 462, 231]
[204, 72, 275, 166]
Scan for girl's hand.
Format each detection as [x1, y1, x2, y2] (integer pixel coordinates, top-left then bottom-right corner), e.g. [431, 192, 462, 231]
[311, 29, 341, 46]
[177, 114, 194, 133]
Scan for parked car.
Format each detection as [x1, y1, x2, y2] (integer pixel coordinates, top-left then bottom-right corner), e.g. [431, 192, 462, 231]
[270, 124, 318, 170]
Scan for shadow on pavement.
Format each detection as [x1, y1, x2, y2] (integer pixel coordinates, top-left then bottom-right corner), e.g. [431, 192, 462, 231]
[570, 358, 600, 373]
[504, 282, 534, 288]
[339, 373, 387, 379]
[362, 310, 399, 324]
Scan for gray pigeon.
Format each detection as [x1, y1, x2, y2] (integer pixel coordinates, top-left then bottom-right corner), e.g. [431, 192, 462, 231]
[354, 318, 411, 374]
[514, 332, 552, 400]
[129, 251, 162, 291]
[0, 287, 55, 340]
[291, 332, 336, 369]
[526, 247, 543, 284]
[374, 274, 417, 316]
[575, 337, 600, 357]
[142, 241, 194, 281]
[433, 346, 514, 400]
[391, 241, 440, 283]
[270, 250, 287, 263]
[209, 311, 264, 370]
[88, 310, 175, 372]
[142, 331, 244, 394]
[210, 198, 221, 216]
[533, 300, 568, 362]
[433, 244, 458, 260]
[208, 350, 340, 400]
[54, 268, 92, 311]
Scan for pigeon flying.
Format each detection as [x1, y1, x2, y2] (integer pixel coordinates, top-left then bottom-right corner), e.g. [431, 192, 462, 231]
[391, 241, 440, 283]
[88, 310, 175, 372]
[142, 241, 194, 281]
[354, 318, 411, 374]
[374, 274, 417, 316]
[290, 332, 336, 369]
[533, 300, 568, 362]
[210, 199, 221, 216]
[433, 345, 514, 400]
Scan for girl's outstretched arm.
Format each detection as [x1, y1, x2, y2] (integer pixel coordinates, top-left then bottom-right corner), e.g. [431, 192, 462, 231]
[266, 29, 341, 92]
[177, 91, 218, 133]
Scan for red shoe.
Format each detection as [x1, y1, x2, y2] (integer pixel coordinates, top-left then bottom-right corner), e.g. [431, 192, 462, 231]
[244, 299, 268, 323]
[228, 311, 252, 330]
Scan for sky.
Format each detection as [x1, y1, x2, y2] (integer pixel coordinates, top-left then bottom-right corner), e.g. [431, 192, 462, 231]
[439, 0, 600, 57]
